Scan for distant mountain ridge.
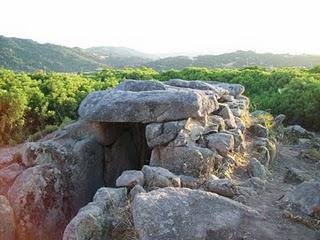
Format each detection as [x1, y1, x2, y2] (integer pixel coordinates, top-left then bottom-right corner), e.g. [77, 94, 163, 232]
[1, 35, 320, 72]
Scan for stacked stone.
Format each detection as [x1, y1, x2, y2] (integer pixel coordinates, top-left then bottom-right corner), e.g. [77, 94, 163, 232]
[79, 79, 250, 178]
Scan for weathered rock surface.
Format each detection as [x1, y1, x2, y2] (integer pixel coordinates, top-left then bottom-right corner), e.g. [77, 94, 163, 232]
[150, 145, 216, 177]
[132, 187, 271, 240]
[145, 120, 185, 148]
[248, 158, 267, 179]
[284, 180, 320, 216]
[0, 163, 24, 195]
[8, 164, 69, 240]
[115, 79, 167, 92]
[180, 175, 200, 189]
[166, 79, 228, 97]
[116, 170, 144, 188]
[0, 195, 15, 240]
[129, 185, 146, 201]
[216, 104, 237, 129]
[142, 165, 181, 189]
[79, 88, 218, 123]
[63, 187, 127, 240]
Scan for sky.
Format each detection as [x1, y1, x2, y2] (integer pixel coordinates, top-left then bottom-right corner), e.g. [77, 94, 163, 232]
[0, 0, 320, 55]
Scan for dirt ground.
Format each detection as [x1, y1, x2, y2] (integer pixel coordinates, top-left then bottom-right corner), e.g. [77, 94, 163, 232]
[233, 142, 320, 240]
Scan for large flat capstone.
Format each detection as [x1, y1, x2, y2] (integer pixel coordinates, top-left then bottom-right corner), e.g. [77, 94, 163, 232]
[78, 88, 218, 123]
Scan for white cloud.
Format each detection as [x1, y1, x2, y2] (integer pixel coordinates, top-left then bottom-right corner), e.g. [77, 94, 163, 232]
[0, 0, 319, 54]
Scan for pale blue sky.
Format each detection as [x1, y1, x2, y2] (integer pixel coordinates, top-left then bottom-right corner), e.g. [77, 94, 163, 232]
[1, 0, 319, 55]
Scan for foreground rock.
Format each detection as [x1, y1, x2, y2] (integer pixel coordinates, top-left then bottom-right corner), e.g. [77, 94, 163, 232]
[0, 195, 15, 240]
[284, 180, 320, 216]
[132, 187, 272, 240]
[63, 187, 127, 240]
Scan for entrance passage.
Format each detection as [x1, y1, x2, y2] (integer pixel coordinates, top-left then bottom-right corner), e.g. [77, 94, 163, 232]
[103, 123, 151, 186]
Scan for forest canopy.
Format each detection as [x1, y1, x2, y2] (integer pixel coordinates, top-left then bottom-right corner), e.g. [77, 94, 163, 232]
[1, 66, 320, 145]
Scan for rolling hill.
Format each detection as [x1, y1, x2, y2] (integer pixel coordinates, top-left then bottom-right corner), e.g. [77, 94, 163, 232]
[1, 35, 320, 72]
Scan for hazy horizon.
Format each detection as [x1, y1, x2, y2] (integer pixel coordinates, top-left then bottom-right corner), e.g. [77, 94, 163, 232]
[1, 0, 320, 55]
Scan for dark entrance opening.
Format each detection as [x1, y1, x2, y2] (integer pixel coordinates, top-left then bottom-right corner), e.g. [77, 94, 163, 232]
[103, 123, 151, 186]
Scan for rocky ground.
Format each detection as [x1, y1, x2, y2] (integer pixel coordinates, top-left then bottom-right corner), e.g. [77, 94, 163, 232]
[231, 141, 320, 240]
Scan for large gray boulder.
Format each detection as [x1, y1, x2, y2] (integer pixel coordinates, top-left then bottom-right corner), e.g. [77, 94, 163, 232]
[0, 195, 15, 240]
[63, 187, 127, 240]
[284, 180, 320, 216]
[132, 187, 271, 240]
[8, 164, 69, 240]
[78, 88, 218, 123]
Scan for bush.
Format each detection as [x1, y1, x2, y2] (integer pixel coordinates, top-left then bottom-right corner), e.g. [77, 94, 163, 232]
[1, 66, 320, 145]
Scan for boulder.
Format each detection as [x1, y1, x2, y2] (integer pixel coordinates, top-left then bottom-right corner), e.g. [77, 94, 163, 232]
[116, 170, 144, 188]
[205, 133, 234, 157]
[132, 187, 271, 240]
[0, 146, 22, 169]
[63, 187, 127, 240]
[150, 145, 216, 177]
[0, 195, 15, 240]
[142, 165, 181, 190]
[8, 164, 70, 240]
[145, 120, 185, 148]
[207, 178, 237, 198]
[284, 180, 320, 216]
[78, 88, 218, 123]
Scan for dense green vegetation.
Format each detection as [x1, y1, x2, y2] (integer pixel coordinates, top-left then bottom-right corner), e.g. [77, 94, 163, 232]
[0, 66, 320, 145]
[2, 35, 320, 72]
